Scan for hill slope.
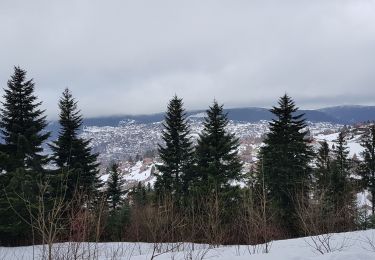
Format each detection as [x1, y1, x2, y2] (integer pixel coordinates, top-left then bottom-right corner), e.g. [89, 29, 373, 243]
[81, 105, 375, 126]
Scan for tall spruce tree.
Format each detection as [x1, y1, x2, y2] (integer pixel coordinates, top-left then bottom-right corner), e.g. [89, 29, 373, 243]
[0, 66, 50, 173]
[361, 125, 375, 214]
[0, 67, 50, 244]
[332, 132, 350, 178]
[155, 95, 194, 200]
[329, 131, 356, 228]
[195, 101, 242, 194]
[260, 94, 313, 236]
[49, 88, 101, 198]
[106, 163, 126, 210]
[330, 131, 351, 211]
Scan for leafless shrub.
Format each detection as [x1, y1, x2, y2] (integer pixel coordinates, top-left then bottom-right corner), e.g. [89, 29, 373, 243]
[239, 175, 278, 255]
[102, 243, 138, 260]
[181, 243, 211, 260]
[200, 190, 224, 247]
[143, 195, 185, 259]
[359, 231, 375, 252]
[296, 191, 352, 254]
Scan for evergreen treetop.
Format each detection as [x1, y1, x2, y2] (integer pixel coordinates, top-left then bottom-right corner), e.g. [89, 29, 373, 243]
[332, 131, 350, 177]
[107, 163, 126, 210]
[195, 100, 242, 191]
[50, 88, 82, 168]
[155, 95, 194, 199]
[0, 66, 50, 172]
[261, 94, 313, 190]
[49, 88, 101, 197]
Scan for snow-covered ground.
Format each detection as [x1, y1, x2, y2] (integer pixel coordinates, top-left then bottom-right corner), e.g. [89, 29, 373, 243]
[1, 229, 375, 259]
[100, 160, 156, 189]
[314, 132, 365, 158]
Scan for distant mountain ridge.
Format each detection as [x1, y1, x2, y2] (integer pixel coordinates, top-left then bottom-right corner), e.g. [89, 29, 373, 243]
[318, 105, 375, 124]
[45, 105, 375, 139]
[83, 105, 375, 125]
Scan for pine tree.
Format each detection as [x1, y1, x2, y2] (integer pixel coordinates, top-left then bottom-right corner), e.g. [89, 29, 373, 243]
[50, 88, 82, 169]
[131, 182, 148, 206]
[0, 67, 50, 244]
[361, 125, 375, 215]
[260, 94, 313, 236]
[195, 100, 242, 194]
[332, 132, 350, 179]
[313, 140, 338, 219]
[329, 131, 356, 228]
[0, 66, 50, 173]
[49, 88, 101, 198]
[106, 163, 126, 210]
[105, 163, 129, 241]
[0, 168, 36, 245]
[315, 141, 332, 195]
[155, 95, 194, 200]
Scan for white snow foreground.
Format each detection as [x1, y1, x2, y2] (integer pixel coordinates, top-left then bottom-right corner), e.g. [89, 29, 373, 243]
[1, 229, 375, 259]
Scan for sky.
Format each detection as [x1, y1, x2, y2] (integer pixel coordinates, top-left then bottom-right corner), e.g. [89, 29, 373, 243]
[0, 0, 375, 119]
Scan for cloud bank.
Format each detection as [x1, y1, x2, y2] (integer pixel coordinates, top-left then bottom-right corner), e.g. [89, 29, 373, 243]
[0, 0, 374, 118]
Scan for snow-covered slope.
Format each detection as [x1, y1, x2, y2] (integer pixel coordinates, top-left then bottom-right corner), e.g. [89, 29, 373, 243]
[314, 132, 365, 158]
[2, 229, 375, 259]
[101, 160, 156, 189]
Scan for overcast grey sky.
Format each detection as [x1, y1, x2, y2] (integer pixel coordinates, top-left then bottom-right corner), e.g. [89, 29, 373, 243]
[0, 0, 375, 119]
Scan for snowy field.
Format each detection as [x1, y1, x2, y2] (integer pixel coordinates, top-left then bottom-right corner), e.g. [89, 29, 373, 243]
[1, 229, 375, 259]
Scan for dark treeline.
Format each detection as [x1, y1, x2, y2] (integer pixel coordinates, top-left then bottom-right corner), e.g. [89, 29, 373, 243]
[0, 67, 375, 248]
